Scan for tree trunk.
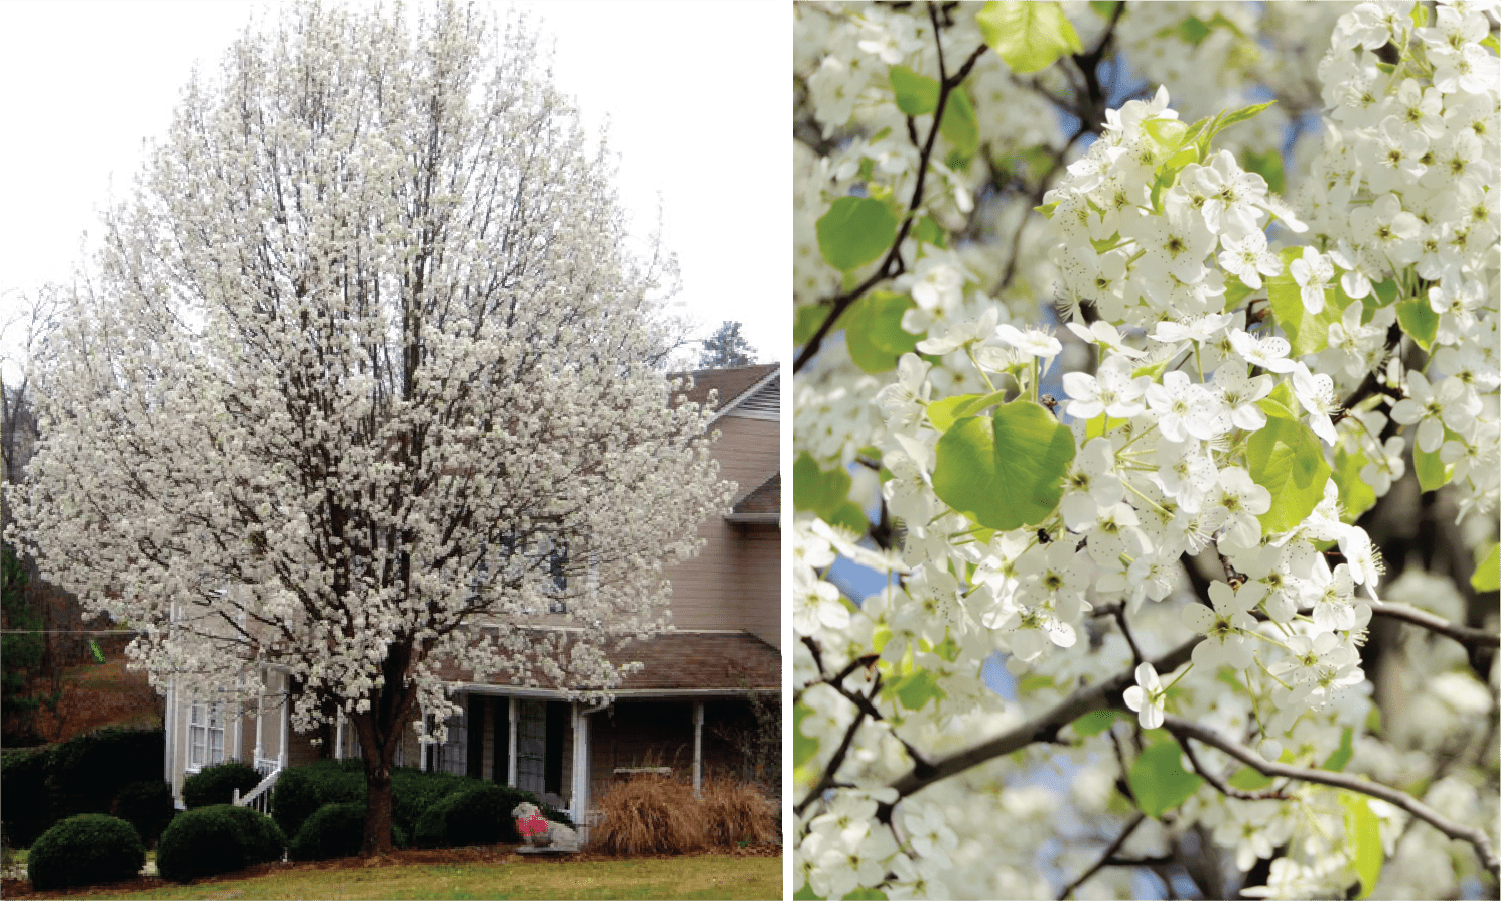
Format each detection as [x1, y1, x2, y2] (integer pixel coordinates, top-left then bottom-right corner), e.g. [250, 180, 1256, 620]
[354, 664, 421, 857]
[361, 751, 395, 858]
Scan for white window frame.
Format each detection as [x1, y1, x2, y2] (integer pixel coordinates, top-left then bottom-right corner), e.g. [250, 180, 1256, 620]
[186, 700, 226, 773]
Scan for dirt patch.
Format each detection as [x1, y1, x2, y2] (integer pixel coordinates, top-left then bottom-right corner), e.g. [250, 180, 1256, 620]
[25, 657, 160, 745]
[0, 844, 781, 898]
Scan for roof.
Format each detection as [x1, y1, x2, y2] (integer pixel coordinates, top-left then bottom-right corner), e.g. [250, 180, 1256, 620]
[439, 630, 780, 696]
[672, 363, 778, 418]
[727, 473, 779, 524]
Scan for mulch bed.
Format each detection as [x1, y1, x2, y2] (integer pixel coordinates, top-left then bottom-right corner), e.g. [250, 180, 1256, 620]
[0, 844, 781, 898]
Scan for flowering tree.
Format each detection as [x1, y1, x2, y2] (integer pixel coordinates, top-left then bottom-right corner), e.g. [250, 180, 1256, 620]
[794, 2, 1498, 898]
[8, 1, 729, 856]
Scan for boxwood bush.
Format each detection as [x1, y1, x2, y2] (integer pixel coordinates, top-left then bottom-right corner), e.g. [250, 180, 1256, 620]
[49, 727, 164, 820]
[182, 760, 263, 809]
[110, 780, 176, 848]
[288, 801, 366, 862]
[270, 760, 570, 851]
[156, 804, 256, 876]
[221, 805, 286, 865]
[27, 813, 145, 891]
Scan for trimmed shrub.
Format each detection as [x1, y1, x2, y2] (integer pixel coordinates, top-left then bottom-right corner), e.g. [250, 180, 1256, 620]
[182, 760, 263, 809]
[592, 775, 708, 856]
[288, 801, 366, 862]
[111, 780, 176, 848]
[49, 727, 164, 819]
[700, 779, 777, 847]
[0, 744, 55, 847]
[27, 813, 145, 891]
[156, 805, 253, 883]
[270, 759, 365, 838]
[220, 805, 286, 865]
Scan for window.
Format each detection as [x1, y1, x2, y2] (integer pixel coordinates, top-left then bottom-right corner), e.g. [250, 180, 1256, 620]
[187, 701, 225, 771]
[475, 533, 569, 614]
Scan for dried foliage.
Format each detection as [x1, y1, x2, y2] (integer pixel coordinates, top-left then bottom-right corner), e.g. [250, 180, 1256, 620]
[592, 774, 777, 856]
[591, 776, 707, 856]
[699, 778, 777, 848]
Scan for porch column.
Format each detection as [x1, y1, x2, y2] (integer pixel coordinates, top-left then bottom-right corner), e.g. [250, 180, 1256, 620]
[252, 675, 265, 767]
[570, 702, 590, 826]
[507, 696, 518, 786]
[278, 673, 289, 769]
[692, 700, 704, 797]
[334, 710, 344, 760]
[163, 676, 176, 784]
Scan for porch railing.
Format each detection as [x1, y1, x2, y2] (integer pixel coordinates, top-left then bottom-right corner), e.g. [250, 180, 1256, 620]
[232, 759, 283, 815]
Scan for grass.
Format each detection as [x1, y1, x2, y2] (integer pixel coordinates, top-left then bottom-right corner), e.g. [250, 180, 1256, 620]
[38, 854, 779, 900]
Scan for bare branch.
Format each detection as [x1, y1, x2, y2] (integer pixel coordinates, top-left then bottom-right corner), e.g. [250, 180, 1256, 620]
[1366, 597, 1499, 648]
[1161, 714, 1500, 880]
[1057, 813, 1146, 900]
[887, 636, 1202, 799]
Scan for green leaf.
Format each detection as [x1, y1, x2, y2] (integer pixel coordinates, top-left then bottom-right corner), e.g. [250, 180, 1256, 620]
[794, 883, 823, 900]
[1129, 741, 1205, 818]
[1228, 766, 1274, 791]
[940, 86, 979, 164]
[1071, 710, 1121, 737]
[1334, 445, 1378, 523]
[794, 703, 819, 769]
[976, 1, 1084, 74]
[1472, 543, 1500, 593]
[794, 304, 831, 346]
[889, 65, 939, 116]
[1248, 414, 1332, 534]
[1340, 793, 1384, 899]
[1267, 246, 1345, 356]
[1019, 674, 1054, 694]
[845, 291, 921, 374]
[1171, 15, 1213, 46]
[913, 216, 947, 248]
[1243, 147, 1285, 195]
[931, 401, 1076, 531]
[889, 670, 946, 712]
[1395, 296, 1439, 351]
[842, 890, 888, 900]
[1088, 0, 1119, 15]
[1223, 273, 1257, 309]
[927, 394, 984, 433]
[1144, 117, 1189, 150]
[1217, 99, 1278, 132]
[1483, 33, 1500, 54]
[1414, 427, 1458, 492]
[794, 452, 852, 517]
[816, 196, 899, 272]
[828, 500, 870, 535]
[1369, 277, 1400, 306]
[1322, 726, 1354, 772]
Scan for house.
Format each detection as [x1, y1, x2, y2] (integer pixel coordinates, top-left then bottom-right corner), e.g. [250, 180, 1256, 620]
[160, 363, 782, 833]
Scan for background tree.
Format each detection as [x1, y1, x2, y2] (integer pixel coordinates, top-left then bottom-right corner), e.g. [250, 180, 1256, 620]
[10, 1, 729, 856]
[697, 320, 759, 369]
[793, 2, 1498, 899]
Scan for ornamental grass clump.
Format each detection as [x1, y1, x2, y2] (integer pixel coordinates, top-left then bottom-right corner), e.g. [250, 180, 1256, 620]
[592, 775, 708, 856]
[700, 779, 778, 848]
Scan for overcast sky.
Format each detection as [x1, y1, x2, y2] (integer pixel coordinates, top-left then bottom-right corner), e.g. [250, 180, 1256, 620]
[0, 0, 785, 371]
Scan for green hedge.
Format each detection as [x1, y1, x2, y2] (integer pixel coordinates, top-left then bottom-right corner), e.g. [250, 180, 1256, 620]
[156, 804, 283, 884]
[270, 760, 570, 850]
[182, 760, 262, 809]
[110, 780, 176, 848]
[0, 726, 166, 849]
[27, 813, 145, 892]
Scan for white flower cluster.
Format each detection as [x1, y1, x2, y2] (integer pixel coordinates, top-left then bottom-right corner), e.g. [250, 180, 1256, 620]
[795, 2, 1498, 898]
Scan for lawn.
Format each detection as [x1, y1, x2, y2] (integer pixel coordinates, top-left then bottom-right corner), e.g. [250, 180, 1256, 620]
[28, 853, 780, 900]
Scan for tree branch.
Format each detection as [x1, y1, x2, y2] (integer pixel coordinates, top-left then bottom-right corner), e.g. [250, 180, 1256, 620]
[887, 636, 1201, 799]
[1057, 813, 1146, 900]
[1366, 597, 1499, 648]
[1160, 714, 1500, 881]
